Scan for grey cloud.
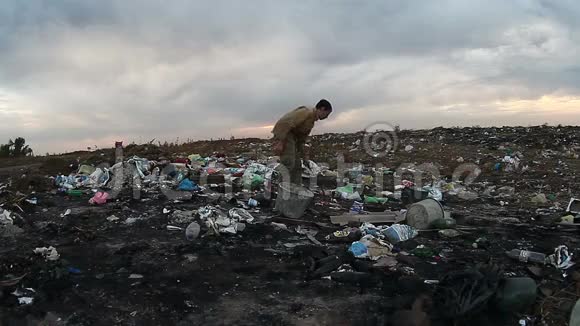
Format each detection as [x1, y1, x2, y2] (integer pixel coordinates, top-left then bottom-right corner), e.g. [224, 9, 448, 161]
[1, 0, 580, 153]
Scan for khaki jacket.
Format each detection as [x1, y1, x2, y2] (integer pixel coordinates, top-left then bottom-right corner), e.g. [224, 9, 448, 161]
[271, 106, 316, 142]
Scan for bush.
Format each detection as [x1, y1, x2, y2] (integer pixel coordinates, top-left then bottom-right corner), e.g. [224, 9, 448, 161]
[0, 137, 34, 158]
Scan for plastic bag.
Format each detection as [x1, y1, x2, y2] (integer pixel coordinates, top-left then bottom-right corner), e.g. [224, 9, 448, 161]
[336, 184, 362, 201]
[423, 185, 443, 201]
[127, 156, 150, 178]
[186, 154, 206, 167]
[547, 245, 575, 270]
[364, 196, 388, 204]
[89, 191, 109, 205]
[302, 160, 321, 178]
[78, 165, 96, 175]
[88, 168, 110, 188]
[228, 208, 255, 224]
[382, 224, 419, 244]
[350, 201, 364, 213]
[178, 179, 199, 191]
[349, 235, 393, 260]
[243, 174, 264, 190]
[0, 208, 13, 225]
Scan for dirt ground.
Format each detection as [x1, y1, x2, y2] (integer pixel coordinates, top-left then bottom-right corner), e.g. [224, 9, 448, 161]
[1, 126, 579, 326]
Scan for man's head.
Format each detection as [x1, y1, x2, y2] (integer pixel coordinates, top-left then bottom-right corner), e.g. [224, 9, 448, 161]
[315, 99, 332, 120]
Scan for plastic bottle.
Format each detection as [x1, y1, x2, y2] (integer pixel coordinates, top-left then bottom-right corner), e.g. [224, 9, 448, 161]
[247, 198, 259, 207]
[506, 249, 546, 264]
[67, 189, 83, 197]
[185, 222, 201, 241]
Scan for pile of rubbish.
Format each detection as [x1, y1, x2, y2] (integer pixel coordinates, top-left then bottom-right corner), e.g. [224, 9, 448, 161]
[1, 125, 580, 325]
[51, 155, 275, 203]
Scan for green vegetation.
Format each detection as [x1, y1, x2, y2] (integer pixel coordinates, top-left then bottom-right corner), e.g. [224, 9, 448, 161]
[0, 137, 34, 158]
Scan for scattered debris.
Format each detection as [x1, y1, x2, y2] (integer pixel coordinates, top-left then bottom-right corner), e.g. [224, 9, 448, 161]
[33, 246, 60, 261]
[0, 208, 13, 225]
[438, 229, 461, 238]
[106, 215, 120, 222]
[12, 288, 36, 305]
[89, 191, 109, 205]
[349, 235, 394, 260]
[170, 210, 197, 224]
[531, 193, 548, 205]
[547, 245, 575, 270]
[1, 126, 579, 324]
[185, 222, 201, 241]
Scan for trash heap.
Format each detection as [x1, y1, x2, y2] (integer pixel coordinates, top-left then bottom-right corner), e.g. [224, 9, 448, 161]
[0, 125, 579, 325]
[49, 154, 303, 204]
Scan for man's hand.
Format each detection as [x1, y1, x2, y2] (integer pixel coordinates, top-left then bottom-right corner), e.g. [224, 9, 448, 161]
[303, 143, 311, 161]
[272, 140, 285, 155]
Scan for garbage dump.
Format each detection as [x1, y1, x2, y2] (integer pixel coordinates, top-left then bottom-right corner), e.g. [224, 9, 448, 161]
[0, 125, 579, 325]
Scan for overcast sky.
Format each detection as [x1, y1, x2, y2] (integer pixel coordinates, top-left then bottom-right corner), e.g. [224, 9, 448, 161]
[1, 0, 580, 154]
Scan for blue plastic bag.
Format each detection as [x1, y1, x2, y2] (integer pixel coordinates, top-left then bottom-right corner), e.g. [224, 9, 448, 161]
[178, 179, 199, 191]
[349, 242, 369, 258]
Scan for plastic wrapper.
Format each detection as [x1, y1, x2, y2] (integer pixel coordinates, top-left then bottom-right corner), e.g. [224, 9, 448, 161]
[350, 201, 364, 214]
[33, 246, 60, 261]
[547, 245, 575, 270]
[0, 208, 13, 225]
[423, 185, 443, 201]
[228, 208, 255, 224]
[199, 206, 249, 235]
[382, 224, 419, 244]
[349, 235, 393, 260]
[78, 165, 97, 175]
[127, 156, 150, 178]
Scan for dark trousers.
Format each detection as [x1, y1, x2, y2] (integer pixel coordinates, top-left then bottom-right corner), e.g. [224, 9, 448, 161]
[279, 134, 304, 185]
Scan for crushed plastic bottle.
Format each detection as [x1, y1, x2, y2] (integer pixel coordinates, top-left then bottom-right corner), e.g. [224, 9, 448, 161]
[506, 249, 546, 264]
[185, 222, 201, 241]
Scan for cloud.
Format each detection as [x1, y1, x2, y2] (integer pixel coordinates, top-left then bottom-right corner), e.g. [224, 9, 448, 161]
[0, 0, 579, 153]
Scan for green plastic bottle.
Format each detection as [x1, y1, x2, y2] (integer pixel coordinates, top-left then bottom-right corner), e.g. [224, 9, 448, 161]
[67, 190, 83, 197]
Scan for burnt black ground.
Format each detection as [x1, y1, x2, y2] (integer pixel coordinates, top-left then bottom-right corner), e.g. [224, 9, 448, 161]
[1, 189, 577, 326]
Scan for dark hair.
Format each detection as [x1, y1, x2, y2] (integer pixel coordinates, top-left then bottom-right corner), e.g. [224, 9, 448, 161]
[316, 99, 332, 112]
